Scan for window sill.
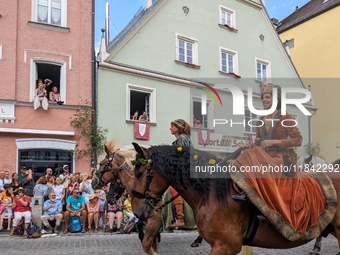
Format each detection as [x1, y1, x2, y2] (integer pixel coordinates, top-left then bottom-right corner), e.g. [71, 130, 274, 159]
[218, 24, 238, 32]
[191, 126, 214, 132]
[28, 21, 70, 33]
[126, 120, 157, 126]
[174, 60, 201, 69]
[219, 71, 241, 78]
[254, 79, 272, 85]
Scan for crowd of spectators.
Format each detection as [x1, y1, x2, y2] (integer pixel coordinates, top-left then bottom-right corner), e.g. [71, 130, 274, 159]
[0, 166, 136, 236]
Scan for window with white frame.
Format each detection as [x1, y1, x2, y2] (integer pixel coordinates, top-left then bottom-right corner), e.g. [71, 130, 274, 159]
[30, 59, 66, 103]
[245, 109, 257, 134]
[33, 0, 67, 27]
[127, 84, 156, 123]
[192, 98, 212, 129]
[220, 47, 238, 74]
[220, 5, 236, 28]
[256, 58, 271, 83]
[176, 34, 198, 65]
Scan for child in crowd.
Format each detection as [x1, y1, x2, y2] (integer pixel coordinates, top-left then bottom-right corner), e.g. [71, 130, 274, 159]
[33, 177, 48, 198]
[95, 189, 106, 227]
[0, 197, 13, 230]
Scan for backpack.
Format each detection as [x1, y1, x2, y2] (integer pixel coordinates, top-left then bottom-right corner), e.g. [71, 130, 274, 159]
[29, 221, 41, 238]
[69, 216, 82, 233]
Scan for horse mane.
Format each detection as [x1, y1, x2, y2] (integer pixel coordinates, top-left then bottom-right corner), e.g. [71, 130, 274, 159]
[146, 145, 230, 203]
[105, 139, 136, 169]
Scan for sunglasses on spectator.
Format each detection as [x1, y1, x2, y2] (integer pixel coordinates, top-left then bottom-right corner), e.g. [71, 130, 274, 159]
[74, 192, 80, 194]
[18, 191, 24, 193]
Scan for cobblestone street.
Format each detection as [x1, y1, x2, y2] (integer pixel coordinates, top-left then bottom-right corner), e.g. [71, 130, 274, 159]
[0, 231, 339, 255]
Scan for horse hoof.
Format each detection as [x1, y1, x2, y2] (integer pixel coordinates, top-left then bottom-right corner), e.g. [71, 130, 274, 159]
[308, 252, 319, 255]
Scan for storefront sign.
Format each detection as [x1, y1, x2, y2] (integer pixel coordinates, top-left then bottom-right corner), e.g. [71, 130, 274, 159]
[194, 133, 250, 150]
[0, 103, 15, 124]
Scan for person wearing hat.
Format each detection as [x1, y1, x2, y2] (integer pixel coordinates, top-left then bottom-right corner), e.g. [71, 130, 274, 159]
[10, 187, 32, 236]
[18, 166, 27, 182]
[59, 165, 71, 188]
[87, 193, 100, 233]
[21, 169, 35, 202]
[41, 192, 63, 234]
[162, 119, 197, 231]
[231, 85, 325, 234]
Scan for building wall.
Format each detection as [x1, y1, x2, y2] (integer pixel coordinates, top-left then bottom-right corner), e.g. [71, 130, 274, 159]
[279, 6, 340, 163]
[0, 0, 93, 176]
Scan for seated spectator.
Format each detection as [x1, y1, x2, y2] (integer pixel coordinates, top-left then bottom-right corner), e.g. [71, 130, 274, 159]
[59, 165, 71, 188]
[4, 171, 11, 184]
[49, 86, 64, 105]
[34, 81, 48, 110]
[45, 175, 55, 199]
[108, 197, 123, 234]
[138, 111, 149, 122]
[40, 78, 52, 90]
[33, 177, 48, 198]
[0, 184, 12, 202]
[87, 193, 100, 233]
[80, 172, 94, 204]
[10, 187, 31, 236]
[67, 174, 79, 196]
[74, 172, 81, 183]
[123, 194, 138, 224]
[44, 168, 53, 179]
[64, 188, 86, 233]
[41, 192, 63, 234]
[11, 173, 21, 196]
[21, 169, 35, 202]
[131, 110, 139, 120]
[52, 177, 65, 205]
[0, 197, 12, 231]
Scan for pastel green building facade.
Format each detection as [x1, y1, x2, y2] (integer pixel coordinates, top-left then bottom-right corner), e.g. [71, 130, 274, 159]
[97, 0, 313, 156]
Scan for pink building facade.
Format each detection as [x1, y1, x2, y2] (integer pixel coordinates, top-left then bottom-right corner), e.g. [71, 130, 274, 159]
[0, 0, 94, 178]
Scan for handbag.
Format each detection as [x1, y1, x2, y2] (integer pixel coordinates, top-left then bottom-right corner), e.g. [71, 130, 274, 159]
[29, 221, 41, 238]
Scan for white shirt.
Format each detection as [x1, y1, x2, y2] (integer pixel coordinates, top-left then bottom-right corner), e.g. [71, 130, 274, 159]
[52, 184, 65, 201]
[0, 179, 4, 191]
[4, 179, 11, 184]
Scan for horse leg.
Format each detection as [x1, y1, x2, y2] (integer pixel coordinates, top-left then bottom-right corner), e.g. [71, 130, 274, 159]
[308, 235, 322, 255]
[209, 242, 242, 255]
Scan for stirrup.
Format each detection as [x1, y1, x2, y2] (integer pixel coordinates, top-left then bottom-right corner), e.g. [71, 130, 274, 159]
[232, 191, 249, 202]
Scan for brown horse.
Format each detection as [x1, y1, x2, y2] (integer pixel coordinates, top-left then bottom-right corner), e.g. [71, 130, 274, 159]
[91, 141, 162, 255]
[130, 143, 340, 255]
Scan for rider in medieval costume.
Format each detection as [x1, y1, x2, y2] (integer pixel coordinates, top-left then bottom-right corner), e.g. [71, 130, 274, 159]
[232, 85, 326, 235]
[161, 119, 198, 234]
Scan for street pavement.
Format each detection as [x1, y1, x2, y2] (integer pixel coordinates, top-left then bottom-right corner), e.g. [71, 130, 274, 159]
[0, 230, 339, 255]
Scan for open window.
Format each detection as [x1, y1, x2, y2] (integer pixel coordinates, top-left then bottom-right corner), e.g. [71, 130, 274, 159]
[30, 58, 66, 103]
[191, 96, 213, 129]
[127, 84, 156, 123]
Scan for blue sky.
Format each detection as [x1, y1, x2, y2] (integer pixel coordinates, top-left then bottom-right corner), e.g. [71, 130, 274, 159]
[95, 0, 311, 51]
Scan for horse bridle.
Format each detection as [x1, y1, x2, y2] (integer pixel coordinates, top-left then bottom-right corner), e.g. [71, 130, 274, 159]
[95, 152, 130, 186]
[131, 158, 182, 212]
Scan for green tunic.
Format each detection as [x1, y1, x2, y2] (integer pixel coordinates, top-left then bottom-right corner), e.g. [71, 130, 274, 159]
[162, 134, 197, 230]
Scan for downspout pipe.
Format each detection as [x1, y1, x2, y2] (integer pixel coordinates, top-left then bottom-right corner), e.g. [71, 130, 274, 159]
[92, 0, 97, 167]
[308, 85, 317, 147]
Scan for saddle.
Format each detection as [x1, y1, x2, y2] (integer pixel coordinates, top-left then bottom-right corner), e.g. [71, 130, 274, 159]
[231, 167, 337, 242]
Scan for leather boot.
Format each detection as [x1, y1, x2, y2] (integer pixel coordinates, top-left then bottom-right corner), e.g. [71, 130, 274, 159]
[169, 200, 185, 230]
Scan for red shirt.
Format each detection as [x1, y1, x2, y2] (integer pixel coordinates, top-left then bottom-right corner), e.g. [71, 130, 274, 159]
[14, 196, 31, 213]
[67, 182, 79, 195]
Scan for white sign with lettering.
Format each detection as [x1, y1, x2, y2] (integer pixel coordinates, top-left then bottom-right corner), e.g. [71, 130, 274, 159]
[194, 132, 250, 151]
[0, 103, 15, 124]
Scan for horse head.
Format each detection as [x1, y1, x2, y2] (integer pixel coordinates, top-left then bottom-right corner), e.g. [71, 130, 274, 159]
[130, 142, 170, 221]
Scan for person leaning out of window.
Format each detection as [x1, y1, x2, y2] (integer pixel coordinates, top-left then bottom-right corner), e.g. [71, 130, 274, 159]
[138, 111, 149, 122]
[131, 110, 139, 120]
[49, 86, 64, 105]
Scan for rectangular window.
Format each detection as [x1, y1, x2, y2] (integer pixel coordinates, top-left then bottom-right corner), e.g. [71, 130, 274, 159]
[127, 84, 156, 123]
[219, 5, 236, 28]
[256, 58, 271, 83]
[221, 10, 232, 27]
[34, 0, 66, 27]
[245, 109, 257, 134]
[221, 52, 234, 73]
[36, 63, 61, 100]
[178, 39, 194, 64]
[220, 47, 238, 75]
[193, 101, 210, 129]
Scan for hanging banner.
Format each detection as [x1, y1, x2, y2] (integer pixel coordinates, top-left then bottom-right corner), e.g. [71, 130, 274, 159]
[198, 129, 210, 144]
[135, 123, 150, 140]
